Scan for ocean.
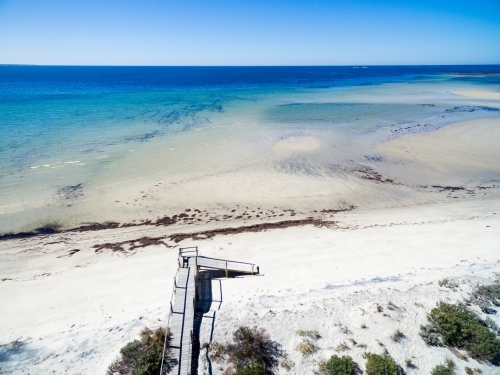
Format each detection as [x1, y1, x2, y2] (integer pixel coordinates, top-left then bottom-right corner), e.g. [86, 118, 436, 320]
[1, 65, 500, 234]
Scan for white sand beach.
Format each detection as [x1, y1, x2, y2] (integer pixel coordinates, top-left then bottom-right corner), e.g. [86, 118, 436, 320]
[1, 198, 499, 374]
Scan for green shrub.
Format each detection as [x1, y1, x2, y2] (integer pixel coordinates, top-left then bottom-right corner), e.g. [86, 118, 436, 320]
[107, 327, 171, 375]
[419, 324, 441, 346]
[486, 316, 500, 335]
[423, 302, 500, 362]
[324, 355, 360, 375]
[430, 364, 454, 375]
[438, 278, 459, 290]
[234, 361, 266, 375]
[364, 353, 402, 375]
[226, 326, 282, 371]
[470, 282, 500, 313]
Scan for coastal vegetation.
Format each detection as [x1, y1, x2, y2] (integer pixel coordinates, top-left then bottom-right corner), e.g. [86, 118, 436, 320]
[233, 361, 267, 375]
[208, 341, 226, 364]
[419, 302, 500, 363]
[438, 278, 459, 290]
[279, 355, 295, 371]
[318, 355, 360, 375]
[363, 352, 403, 375]
[468, 282, 500, 314]
[430, 357, 455, 375]
[390, 330, 405, 343]
[430, 364, 454, 375]
[334, 341, 349, 352]
[208, 326, 282, 375]
[107, 327, 170, 375]
[296, 329, 321, 340]
[295, 328, 321, 355]
[296, 338, 319, 355]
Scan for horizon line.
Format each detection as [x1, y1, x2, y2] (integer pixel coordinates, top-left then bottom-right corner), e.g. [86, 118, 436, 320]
[1, 63, 500, 68]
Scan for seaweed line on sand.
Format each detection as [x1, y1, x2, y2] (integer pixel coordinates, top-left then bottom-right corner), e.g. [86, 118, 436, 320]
[91, 218, 338, 253]
[0, 207, 351, 242]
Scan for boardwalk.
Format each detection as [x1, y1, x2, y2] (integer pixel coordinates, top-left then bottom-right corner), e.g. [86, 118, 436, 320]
[168, 262, 195, 375]
[161, 248, 258, 375]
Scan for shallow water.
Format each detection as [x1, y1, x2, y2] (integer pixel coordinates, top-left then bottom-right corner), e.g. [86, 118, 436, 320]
[1, 66, 500, 234]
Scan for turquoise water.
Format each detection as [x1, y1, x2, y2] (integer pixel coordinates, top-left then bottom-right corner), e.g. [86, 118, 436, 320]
[1, 66, 500, 234]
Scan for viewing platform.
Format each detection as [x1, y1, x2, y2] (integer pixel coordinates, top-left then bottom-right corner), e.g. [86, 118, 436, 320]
[160, 247, 259, 375]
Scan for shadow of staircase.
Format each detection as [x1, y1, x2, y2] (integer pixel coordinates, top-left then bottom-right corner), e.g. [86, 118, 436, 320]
[191, 270, 221, 374]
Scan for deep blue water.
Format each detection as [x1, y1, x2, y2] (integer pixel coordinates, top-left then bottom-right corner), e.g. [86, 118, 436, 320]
[2, 65, 500, 97]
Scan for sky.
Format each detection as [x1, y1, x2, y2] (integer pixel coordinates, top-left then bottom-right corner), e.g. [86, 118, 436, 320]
[0, 0, 499, 66]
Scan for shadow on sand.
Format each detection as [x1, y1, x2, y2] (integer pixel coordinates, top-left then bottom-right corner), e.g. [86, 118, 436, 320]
[192, 269, 257, 375]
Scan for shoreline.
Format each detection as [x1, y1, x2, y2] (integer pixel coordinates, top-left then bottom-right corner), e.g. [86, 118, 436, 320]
[2, 82, 500, 235]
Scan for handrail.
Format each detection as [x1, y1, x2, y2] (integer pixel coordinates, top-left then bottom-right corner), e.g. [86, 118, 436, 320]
[179, 246, 198, 255]
[178, 247, 198, 269]
[160, 271, 179, 375]
[176, 266, 191, 375]
[196, 255, 257, 266]
[187, 330, 193, 375]
[159, 309, 172, 375]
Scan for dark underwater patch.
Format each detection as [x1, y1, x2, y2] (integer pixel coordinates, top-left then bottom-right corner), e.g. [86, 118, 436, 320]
[445, 106, 500, 113]
[56, 183, 84, 200]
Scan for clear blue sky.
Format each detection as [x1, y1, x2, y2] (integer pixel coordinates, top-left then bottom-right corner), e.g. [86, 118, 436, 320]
[1, 0, 499, 65]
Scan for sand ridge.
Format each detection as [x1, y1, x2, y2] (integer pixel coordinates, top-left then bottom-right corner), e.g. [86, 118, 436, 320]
[451, 89, 500, 101]
[378, 118, 500, 173]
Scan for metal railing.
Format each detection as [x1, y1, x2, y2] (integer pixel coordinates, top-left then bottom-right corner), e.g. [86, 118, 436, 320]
[178, 247, 199, 269]
[160, 264, 195, 375]
[160, 270, 179, 375]
[187, 330, 193, 375]
[196, 256, 258, 274]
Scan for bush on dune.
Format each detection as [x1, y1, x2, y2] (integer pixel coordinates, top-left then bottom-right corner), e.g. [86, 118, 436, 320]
[224, 326, 282, 375]
[107, 327, 171, 375]
[234, 360, 267, 375]
[320, 355, 360, 375]
[420, 302, 500, 363]
[364, 352, 403, 375]
[430, 364, 454, 375]
[469, 282, 500, 314]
